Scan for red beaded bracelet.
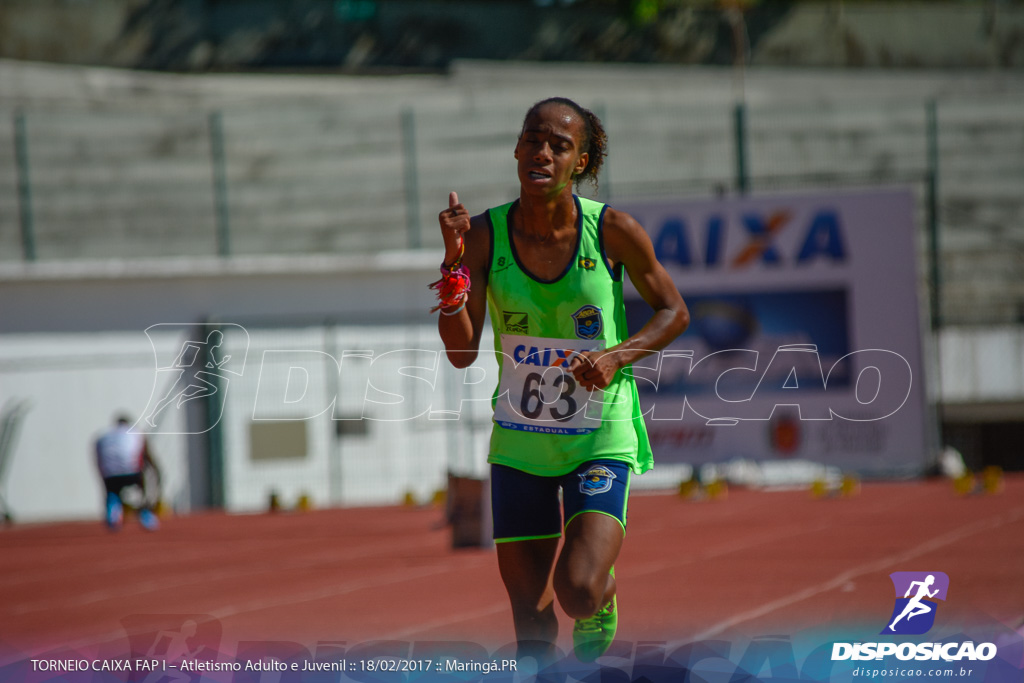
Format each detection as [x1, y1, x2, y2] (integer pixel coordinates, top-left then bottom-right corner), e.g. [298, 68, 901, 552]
[429, 242, 470, 314]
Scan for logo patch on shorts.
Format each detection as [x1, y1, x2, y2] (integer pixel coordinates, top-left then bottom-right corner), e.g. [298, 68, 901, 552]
[572, 305, 603, 340]
[503, 311, 529, 334]
[579, 465, 617, 496]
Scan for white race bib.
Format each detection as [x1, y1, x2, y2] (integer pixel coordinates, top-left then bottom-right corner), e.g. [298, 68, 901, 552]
[494, 334, 605, 435]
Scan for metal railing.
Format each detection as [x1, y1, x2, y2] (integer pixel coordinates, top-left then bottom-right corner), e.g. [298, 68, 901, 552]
[3, 96, 1023, 326]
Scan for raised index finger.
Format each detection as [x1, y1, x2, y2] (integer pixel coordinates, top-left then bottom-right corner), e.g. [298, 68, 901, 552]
[449, 191, 459, 209]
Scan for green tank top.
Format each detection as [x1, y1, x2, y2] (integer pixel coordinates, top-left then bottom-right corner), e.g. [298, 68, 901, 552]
[485, 195, 653, 476]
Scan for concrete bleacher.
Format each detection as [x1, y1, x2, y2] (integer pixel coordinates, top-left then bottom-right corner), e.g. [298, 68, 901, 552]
[0, 59, 1022, 324]
[1, 59, 1022, 519]
[0, 114, 20, 261]
[18, 109, 218, 259]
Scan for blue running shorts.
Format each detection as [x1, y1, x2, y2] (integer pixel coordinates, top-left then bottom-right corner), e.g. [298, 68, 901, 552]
[490, 460, 631, 543]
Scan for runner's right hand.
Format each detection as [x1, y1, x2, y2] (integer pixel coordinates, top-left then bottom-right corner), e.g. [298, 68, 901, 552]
[439, 191, 470, 265]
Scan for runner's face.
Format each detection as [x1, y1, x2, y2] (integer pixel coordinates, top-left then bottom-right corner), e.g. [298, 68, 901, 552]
[514, 104, 589, 197]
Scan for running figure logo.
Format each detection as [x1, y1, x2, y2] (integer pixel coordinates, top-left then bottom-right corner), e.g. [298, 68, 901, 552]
[882, 571, 950, 635]
[122, 613, 222, 683]
[136, 324, 249, 435]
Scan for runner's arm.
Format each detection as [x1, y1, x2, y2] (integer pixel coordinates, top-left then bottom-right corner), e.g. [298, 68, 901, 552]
[570, 208, 688, 390]
[436, 193, 490, 368]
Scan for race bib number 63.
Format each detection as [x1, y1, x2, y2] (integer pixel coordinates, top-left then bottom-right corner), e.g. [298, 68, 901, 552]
[494, 334, 605, 435]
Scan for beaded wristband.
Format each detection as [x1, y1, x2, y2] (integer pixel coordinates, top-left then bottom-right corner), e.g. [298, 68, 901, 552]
[439, 300, 467, 316]
[429, 241, 470, 314]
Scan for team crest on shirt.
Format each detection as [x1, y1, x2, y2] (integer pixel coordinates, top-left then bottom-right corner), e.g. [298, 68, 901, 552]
[503, 311, 529, 334]
[578, 256, 597, 271]
[579, 465, 616, 496]
[572, 305, 603, 340]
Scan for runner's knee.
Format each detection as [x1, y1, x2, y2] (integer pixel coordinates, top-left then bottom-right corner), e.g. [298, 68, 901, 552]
[554, 566, 608, 618]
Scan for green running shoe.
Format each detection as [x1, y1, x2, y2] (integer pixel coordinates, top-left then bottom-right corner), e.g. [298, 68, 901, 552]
[573, 568, 618, 663]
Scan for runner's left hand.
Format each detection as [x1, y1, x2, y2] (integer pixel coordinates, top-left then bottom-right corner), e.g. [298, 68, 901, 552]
[568, 350, 621, 391]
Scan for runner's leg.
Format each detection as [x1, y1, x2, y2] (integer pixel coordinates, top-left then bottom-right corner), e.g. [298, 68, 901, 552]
[497, 538, 560, 663]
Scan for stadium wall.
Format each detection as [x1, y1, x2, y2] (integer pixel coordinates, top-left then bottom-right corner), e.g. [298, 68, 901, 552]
[1, 246, 1021, 523]
[0, 254, 499, 522]
[1, 61, 1022, 521]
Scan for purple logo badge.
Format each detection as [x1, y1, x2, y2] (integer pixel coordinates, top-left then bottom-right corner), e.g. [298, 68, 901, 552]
[881, 571, 949, 635]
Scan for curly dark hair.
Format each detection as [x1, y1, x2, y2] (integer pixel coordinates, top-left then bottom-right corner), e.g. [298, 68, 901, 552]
[522, 97, 607, 191]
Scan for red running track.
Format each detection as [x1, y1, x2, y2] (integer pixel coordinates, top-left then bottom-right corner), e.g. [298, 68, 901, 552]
[1, 476, 1022, 661]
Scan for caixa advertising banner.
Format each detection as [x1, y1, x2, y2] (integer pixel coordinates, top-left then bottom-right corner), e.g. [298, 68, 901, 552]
[616, 188, 929, 477]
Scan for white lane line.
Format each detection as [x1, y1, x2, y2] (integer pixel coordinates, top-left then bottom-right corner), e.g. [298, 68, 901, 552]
[55, 556, 492, 651]
[4, 535, 443, 615]
[690, 507, 1024, 642]
[385, 602, 510, 640]
[629, 522, 832, 578]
